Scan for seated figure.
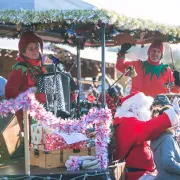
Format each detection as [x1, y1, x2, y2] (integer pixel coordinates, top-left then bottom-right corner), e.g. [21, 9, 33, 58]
[150, 97, 180, 180]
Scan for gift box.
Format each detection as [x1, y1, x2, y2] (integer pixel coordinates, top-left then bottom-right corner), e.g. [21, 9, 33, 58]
[31, 124, 89, 151]
[31, 124, 46, 146]
[30, 147, 96, 168]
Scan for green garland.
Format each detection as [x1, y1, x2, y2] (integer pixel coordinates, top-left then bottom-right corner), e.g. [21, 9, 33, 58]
[0, 9, 180, 37]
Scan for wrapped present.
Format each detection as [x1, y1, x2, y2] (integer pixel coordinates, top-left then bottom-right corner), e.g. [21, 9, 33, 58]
[31, 124, 46, 145]
[31, 124, 90, 151]
[44, 133, 87, 151]
[30, 124, 97, 169]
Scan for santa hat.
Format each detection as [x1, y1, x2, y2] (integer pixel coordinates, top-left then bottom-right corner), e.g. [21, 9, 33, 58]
[147, 39, 164, 55]
[114, 91, 154, 118]
[120, 91, 139, 104]
[18, 32, 43, 53]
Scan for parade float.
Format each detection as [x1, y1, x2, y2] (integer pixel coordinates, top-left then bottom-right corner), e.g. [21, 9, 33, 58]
[0, 0, 180, 179]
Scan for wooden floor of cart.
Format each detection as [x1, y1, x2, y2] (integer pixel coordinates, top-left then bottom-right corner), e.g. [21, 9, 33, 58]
[0, 158, 125, 180]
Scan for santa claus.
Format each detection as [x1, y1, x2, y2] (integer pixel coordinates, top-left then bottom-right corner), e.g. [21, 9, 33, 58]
[113, 91, 180, 180]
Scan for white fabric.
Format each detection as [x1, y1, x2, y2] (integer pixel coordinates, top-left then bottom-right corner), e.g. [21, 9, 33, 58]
[173, 97, 180, 115]
[0, 0, 96, 10]
[164, 108, 180, 127]
[55, 132, 88, 144]
[114, 92, 153, 121]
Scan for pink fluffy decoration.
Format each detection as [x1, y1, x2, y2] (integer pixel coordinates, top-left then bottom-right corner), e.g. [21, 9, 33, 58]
[0, 88, 112, 169]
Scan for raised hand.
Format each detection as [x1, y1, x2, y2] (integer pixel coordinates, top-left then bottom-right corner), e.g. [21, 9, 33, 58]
[118, 43, 132, 55]
[173, 97, 180, 115]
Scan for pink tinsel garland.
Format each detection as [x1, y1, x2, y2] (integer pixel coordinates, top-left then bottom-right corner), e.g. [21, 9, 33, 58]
[0, 88, 112, 169]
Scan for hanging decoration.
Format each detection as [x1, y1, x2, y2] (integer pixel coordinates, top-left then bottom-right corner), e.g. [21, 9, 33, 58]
[0, 88, 112, 169]
[0, 9, 180, 46]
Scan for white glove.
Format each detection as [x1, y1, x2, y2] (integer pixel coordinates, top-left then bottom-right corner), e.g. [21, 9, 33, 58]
[173, 97, 180, 115]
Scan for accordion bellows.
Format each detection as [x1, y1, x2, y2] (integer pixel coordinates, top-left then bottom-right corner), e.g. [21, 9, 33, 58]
[36, 72, 71, 117]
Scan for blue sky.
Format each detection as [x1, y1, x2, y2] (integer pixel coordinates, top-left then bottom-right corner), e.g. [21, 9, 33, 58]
[84, 0, 180, 26]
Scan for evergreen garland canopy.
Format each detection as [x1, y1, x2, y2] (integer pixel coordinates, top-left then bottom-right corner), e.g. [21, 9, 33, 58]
[0, 9, 180, 47]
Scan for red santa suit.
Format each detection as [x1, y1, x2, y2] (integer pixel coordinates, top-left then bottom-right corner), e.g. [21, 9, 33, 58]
[116, 40, 180, 97]
[113, 92, 180, 180]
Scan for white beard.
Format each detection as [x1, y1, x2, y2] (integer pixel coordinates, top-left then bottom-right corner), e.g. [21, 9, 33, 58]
[128, 104, 151, 121]
[115, 105, 151, 121]
[138, 110, 151, 121]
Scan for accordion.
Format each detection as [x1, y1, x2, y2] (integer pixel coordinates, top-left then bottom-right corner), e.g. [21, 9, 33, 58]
[36, 72, 71, 118]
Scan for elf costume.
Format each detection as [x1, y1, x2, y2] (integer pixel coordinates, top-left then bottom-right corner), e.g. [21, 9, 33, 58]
[113, 92, 180, 180]
[116, 40, 180, 97]
[5, 32, 46, 132]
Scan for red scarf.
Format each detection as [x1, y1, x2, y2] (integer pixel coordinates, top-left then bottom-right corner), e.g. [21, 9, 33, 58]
[16, 56, 46, 72]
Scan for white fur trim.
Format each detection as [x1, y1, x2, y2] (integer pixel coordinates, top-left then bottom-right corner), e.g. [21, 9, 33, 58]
[114, 92, 153, 118]
[138, 174, 156, 180]
[164, 108, 179, 127]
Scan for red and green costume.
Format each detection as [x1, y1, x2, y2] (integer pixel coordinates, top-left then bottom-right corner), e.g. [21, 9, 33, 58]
[116, 58, 179, 97]
[5, 56, 46, 131]
[116, 40, 180, 97]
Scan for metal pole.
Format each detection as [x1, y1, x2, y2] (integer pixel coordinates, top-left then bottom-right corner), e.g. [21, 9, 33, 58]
[76, 39, 81, 118]
[76, 39, 81, 91]
[23, 110, 30, 176]
[101, 23, 106, 108]
[53, 63, 58, 117]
